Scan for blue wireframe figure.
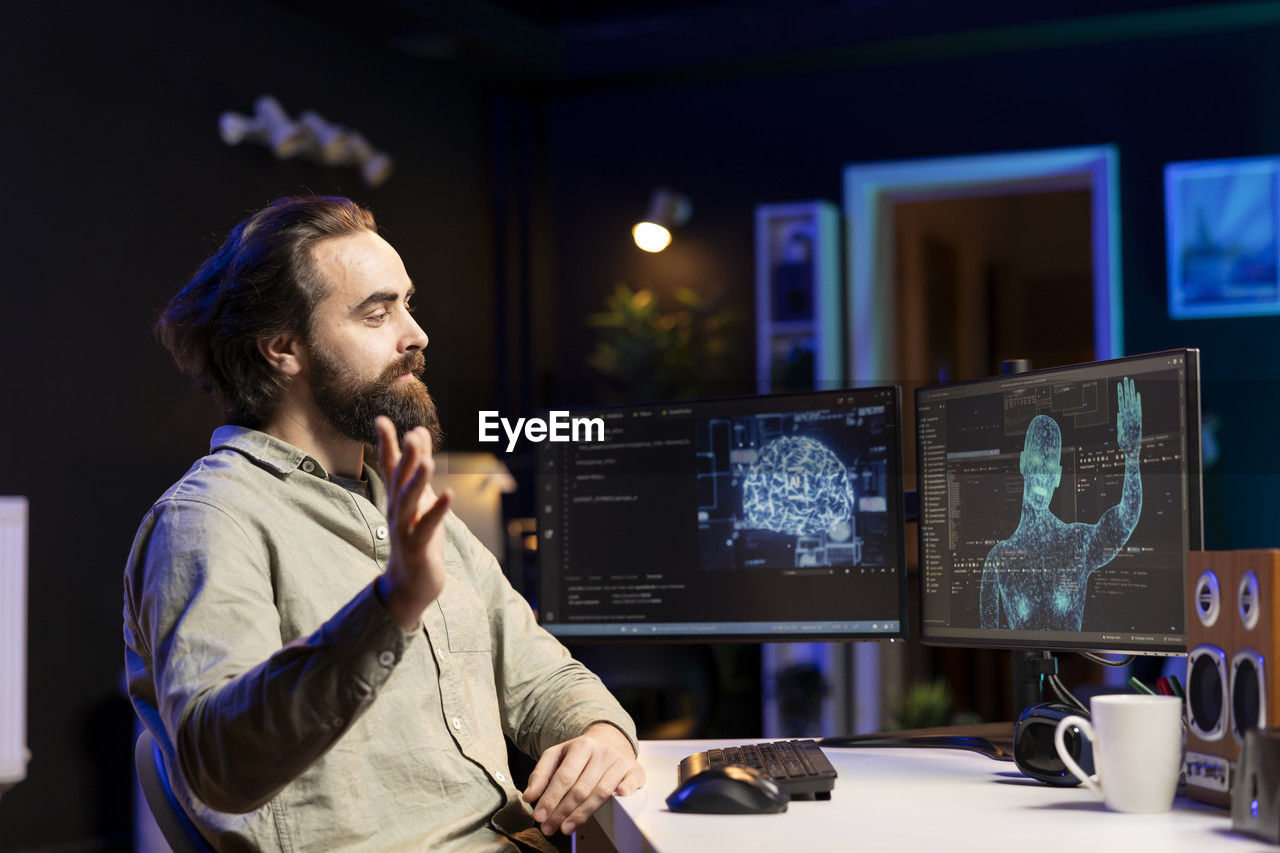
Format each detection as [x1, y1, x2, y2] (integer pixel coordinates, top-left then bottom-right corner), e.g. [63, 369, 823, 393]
[979, 377, 1143, 631]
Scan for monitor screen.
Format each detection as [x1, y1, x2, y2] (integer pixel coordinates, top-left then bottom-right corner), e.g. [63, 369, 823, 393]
[915, 350, 1202, 655]
[537, 387, 908, 641]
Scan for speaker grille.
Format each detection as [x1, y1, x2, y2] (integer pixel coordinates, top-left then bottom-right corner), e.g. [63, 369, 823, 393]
[1196, 570, 1221, 627]
[1188, 645, 1228, 741]
[1239, 571, 1260, 631]
[1232, 650, 1265, 743]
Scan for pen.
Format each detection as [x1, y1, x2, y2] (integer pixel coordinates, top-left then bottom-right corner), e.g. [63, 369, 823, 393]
[1168, 674, 1186, 699]
[1128, 675, 1157, 695]
[1156, 677, 1173, 696]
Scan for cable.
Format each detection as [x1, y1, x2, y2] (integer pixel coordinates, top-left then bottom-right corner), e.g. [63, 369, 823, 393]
[1078, 652, 1134, 667]
[1046, 673, 1088, 714]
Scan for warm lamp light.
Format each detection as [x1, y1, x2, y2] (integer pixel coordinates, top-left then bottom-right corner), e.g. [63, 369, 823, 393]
[632, 187, 691, 252]
[632, 221, 672, 252]
[432, 453, 516, 560]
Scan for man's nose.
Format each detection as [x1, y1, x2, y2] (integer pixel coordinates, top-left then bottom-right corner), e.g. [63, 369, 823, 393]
[402, 313, 429, 351]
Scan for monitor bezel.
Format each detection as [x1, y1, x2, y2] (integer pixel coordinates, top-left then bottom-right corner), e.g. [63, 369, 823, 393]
[536, 385, 911, 644]
[913, 348, 1203, 657]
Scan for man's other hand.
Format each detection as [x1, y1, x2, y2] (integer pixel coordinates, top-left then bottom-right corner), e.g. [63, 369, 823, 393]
[522, 723, 645, 837]
[375, 415, 452, 632]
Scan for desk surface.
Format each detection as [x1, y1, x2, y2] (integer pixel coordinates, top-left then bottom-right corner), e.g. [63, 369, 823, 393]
[585, 739, 1259, 853]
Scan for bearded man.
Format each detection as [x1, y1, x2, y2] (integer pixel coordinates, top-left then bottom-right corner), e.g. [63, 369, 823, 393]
[123, 196, 642, 851]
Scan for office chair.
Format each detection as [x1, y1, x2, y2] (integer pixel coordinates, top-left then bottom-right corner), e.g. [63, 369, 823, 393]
[134, 729, 214, 853]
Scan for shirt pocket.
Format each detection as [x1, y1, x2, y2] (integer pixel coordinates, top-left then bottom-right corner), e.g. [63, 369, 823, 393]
[436, 575, 492, 653]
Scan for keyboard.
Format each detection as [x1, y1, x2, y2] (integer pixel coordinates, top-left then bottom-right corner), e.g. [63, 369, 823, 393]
[677, 739, 837, 800]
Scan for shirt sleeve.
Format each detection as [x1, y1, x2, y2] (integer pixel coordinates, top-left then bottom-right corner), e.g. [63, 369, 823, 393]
[126, 497, 415, 813]
[444, 514, 639, 758]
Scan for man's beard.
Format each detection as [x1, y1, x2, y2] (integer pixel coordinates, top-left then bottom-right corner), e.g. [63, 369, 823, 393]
[309, 344, 444, 451]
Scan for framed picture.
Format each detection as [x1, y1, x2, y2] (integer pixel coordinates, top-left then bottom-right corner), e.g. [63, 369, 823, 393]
[754, 201, 841, 393]
[1166, 156, 1280, 319]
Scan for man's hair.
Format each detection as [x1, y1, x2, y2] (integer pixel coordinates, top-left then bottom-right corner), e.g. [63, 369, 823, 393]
[157, 195, 376, 427]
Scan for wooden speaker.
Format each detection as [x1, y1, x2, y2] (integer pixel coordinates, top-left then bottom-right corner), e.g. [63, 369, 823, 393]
[1185, 550, 1280, 807]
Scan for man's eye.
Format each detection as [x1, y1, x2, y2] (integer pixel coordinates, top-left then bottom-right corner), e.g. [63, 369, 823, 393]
[365, 312, 389, 325]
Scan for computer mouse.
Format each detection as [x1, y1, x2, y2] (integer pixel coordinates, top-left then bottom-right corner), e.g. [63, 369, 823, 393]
[665, 764, 790, 814]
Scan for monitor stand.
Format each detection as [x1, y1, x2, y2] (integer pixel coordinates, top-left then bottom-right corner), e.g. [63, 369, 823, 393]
[819, 651, 1061, 762]
[1012, 649, 1059, 717]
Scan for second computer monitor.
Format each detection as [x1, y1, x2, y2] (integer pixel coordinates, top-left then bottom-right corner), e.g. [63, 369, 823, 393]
[537, 387, 908, 641]
[915, 349, 1202, 655]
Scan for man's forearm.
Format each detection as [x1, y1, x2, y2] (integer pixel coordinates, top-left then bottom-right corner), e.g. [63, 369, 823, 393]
[168, 581, 412, 813]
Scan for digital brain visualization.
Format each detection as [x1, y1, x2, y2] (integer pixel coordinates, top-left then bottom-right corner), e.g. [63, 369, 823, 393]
[742, 435, 853, 536]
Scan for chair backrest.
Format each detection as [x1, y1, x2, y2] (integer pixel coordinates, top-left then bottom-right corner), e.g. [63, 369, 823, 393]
[134, 728, 214, 853]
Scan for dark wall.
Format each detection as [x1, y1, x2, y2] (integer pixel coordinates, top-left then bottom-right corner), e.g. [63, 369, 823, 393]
[9, 2, 1280, 846]
[544, 24, 1280, 550]
[0, 2, 495, 845]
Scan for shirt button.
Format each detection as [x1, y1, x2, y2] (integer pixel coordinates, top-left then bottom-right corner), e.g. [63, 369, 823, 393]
[332, 717, 344, 729]
[378, 651, 395, 667]
[436, 646, 445, 659]
[375, 525, 388, 540]
[301, 459, 316, 473]
[452, 717, 462, 730]
[496, 771, 506, 783]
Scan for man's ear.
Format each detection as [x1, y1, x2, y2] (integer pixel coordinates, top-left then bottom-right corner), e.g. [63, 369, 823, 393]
[258, 332, 306, 378]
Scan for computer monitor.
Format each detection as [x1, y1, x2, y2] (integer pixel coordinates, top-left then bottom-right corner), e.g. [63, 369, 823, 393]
[915, 349, 1202, 655]
[537, 387, 908, 641]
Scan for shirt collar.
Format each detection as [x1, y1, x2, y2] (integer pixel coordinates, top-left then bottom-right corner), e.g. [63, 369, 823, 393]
[210, 425, 325, 476]
[209, 426, 388, 512]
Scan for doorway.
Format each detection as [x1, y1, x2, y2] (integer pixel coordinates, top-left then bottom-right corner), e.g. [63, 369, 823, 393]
[893, 187, 1095, 384]
[840, 146, 1122, 728]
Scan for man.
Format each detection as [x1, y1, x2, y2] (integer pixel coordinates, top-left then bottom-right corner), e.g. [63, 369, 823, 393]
[979, 377, 1143, 632]
[123, 196, 643, 851]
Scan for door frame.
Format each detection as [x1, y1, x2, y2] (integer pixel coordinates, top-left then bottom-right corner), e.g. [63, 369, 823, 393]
[842, 145, 1122, 384]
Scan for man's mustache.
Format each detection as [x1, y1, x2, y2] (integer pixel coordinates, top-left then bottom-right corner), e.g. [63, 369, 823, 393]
[379, 351, 426, 383]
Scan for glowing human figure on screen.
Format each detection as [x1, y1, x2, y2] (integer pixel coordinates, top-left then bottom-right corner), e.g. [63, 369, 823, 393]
[979, 378, 1143, 632]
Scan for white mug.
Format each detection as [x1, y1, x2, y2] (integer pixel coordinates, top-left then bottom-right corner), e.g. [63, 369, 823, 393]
[1053, 694, 1183, 813]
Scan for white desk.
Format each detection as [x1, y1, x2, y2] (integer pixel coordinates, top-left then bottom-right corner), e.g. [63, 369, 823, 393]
[578, 739, 1260, 853]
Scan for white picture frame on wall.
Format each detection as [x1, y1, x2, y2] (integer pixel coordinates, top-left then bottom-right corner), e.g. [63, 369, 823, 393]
[753, 200, 842, 394]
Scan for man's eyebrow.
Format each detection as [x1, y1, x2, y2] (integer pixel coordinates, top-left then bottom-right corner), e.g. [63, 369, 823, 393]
[352, 286, 415, 313]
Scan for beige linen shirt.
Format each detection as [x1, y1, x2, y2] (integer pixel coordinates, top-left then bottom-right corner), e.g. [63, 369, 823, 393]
[123, 427, 637, 851]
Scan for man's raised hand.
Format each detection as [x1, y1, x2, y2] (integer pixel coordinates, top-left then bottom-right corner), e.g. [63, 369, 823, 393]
[375, 415, 453, 632]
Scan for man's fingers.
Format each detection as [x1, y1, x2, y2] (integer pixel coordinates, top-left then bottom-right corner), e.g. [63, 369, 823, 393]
[390, 432, 421, 505]
[395, 466, 430, 537]
[593, 760, 631, 802]
[533, 743, 591, 828]
[615, 763, 645, 796]
[399, 429, 433, 495]
[407, 488, 452, 550]
[556, 759, 631, 834]
[522, 745, 562, 804]
[376, 416, 401, 479]
[549, 758, 607, 834]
